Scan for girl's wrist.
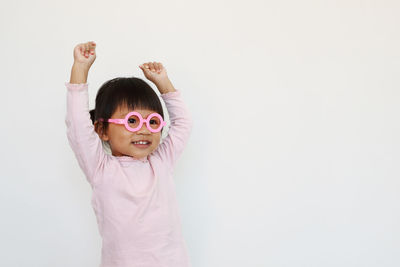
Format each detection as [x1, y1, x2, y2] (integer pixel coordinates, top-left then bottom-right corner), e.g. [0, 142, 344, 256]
[72, 62, 90, 72]
[156, 79, 176, 94]
[70, 63, 89, 84]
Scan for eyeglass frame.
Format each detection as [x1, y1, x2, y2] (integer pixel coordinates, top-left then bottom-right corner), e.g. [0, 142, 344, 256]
[98, 111, 166, 133]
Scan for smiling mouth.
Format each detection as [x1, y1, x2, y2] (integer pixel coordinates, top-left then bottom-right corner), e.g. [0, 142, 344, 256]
[132, 141, 151, 148]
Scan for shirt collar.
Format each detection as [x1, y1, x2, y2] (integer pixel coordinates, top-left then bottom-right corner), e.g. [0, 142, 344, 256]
[115, 155, 148, 163]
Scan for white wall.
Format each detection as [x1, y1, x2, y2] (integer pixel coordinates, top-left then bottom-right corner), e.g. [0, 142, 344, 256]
[0, 0, 399, 266]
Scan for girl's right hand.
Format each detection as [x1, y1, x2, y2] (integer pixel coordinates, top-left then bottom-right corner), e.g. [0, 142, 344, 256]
[73, 41, 96, 69]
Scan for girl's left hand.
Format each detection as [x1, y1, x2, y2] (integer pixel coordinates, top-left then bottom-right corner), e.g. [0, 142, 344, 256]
[139, 62, 168, 86]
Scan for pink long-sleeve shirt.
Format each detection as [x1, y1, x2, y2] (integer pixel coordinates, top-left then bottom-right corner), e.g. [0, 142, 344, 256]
[65, 82, 193, 267]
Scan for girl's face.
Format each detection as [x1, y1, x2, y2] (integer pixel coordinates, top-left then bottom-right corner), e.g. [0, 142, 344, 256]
[95, 105, 162, 160]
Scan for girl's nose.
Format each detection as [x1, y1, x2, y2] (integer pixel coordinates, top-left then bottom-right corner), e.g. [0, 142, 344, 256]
[136, 123, 151, 134]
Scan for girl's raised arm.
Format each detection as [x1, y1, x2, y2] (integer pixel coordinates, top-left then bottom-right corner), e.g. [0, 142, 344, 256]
[140, 62, 193, 170]
[65, 41, 106, 186]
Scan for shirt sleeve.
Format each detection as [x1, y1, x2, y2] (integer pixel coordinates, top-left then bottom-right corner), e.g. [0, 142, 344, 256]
[153, 90, 193, 171]
[65, 82, 106, 186]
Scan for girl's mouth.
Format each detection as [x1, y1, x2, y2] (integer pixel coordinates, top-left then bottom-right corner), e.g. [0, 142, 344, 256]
[132, 141, 151, 148]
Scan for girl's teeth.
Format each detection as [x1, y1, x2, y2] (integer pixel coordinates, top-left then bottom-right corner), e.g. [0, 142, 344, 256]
[133, 141, 149, 144]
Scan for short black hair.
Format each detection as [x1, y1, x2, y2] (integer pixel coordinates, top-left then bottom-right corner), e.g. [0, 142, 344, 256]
[89, 76, 164, 136]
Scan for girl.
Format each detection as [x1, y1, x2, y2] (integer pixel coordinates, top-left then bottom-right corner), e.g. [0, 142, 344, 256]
[65, 41, 193, 267]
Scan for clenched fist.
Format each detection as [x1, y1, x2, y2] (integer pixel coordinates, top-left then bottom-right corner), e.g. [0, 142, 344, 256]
[139, 62, 168, 87]
[73, 41, 97, 69]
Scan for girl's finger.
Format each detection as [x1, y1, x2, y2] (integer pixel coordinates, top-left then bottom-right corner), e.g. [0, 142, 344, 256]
[86, 43, 91, 57]
[154, 62, 159, 71]
[90, 42, 95, 54]
[82, 44, 87, 57]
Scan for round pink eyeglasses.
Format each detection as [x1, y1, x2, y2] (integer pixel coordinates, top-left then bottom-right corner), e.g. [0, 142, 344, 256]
[98, 111, 166, 133]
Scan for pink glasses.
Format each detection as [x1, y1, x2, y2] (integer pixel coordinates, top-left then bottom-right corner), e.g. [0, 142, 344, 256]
[98, 111, 166, 133]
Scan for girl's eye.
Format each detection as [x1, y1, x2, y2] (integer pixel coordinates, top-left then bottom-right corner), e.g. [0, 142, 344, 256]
[128, 118, 136, 123]
[150, 119, 159, 125]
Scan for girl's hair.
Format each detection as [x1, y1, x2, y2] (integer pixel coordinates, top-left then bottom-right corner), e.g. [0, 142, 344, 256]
[89, 77, 165, 139]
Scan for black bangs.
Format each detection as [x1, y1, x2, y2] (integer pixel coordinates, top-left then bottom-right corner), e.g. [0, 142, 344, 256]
[90, 77, 164, 133]
[116, 78, 164, 116]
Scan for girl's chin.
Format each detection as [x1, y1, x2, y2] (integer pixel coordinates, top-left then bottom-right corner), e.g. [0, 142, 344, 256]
[132, 151, 151, 158]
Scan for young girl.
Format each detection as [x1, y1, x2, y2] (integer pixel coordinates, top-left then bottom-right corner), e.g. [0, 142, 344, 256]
[65, 41, 193, 267]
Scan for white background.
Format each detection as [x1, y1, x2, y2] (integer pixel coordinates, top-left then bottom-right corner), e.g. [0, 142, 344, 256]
[0, 0, 399, 266]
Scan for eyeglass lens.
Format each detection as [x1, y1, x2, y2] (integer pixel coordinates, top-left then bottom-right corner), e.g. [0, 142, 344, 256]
[128, 114, 162, 131]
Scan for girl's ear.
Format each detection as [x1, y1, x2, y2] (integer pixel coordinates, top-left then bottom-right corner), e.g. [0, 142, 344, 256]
[94, 121, 109, 141]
